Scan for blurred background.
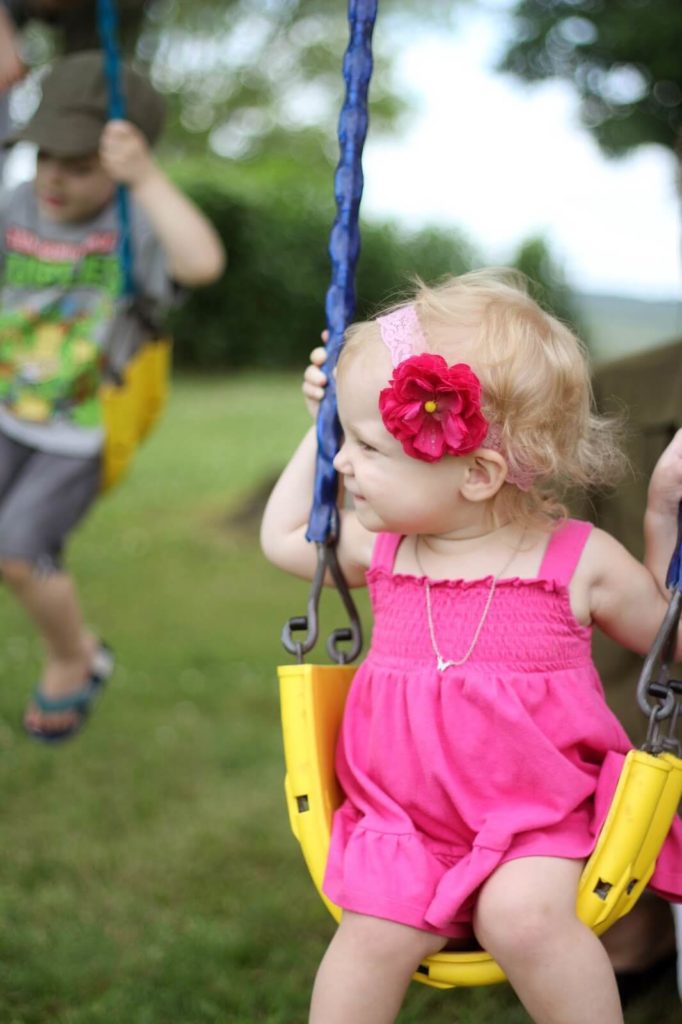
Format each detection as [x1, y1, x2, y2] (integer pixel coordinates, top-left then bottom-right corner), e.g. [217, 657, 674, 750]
[0, 1, 680, 1021]
[5, 0, 681, 368]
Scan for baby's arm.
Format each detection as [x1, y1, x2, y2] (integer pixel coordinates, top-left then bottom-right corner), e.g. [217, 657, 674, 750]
[586, 429, 682, 657]
[261, 348, 373, 585]
[583, 530, 671, 656]
[99, 120, 225, 287]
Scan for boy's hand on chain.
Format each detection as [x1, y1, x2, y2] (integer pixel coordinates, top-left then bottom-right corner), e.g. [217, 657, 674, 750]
[99, 120, 156, 189]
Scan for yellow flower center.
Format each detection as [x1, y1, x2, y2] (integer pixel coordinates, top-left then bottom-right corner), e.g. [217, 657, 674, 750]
[424, 399, 437, 414]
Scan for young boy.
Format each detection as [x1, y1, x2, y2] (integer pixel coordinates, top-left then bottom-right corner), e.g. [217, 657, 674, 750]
[0, 49, 225, 742]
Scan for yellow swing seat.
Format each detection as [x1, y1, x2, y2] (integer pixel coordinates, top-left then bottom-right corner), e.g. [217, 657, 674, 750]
[100, 335, 171, 491]
[278, 661, 682, 990]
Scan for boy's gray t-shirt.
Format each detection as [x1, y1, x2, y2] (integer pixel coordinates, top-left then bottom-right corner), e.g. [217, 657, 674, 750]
[0, 181, 173, 456]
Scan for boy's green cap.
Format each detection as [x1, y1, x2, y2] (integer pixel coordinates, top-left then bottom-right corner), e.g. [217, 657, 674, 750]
[9, 50, 166, 157]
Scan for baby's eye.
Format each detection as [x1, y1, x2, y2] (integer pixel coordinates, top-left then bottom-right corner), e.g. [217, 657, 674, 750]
[358, 440, 377, 453]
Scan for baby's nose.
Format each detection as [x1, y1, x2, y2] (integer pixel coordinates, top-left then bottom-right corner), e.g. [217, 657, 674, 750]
[333, 444, 350, 474]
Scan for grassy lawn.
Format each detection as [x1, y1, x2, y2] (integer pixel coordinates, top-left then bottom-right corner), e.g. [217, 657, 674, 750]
[0, 374, 678, 1023]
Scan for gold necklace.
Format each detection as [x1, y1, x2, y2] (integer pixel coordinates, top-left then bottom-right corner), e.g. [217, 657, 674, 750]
[414, 532, 524, 672]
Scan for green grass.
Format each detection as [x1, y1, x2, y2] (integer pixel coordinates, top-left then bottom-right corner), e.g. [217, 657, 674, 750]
[0, 375, 678, 1023]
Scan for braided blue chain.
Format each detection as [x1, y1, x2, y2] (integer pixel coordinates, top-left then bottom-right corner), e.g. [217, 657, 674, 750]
[96, 0, 135, 298]
[666, 505, 682, 590]
[306, 0, 378, 543]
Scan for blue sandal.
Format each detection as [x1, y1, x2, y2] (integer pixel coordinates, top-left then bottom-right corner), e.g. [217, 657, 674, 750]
[24, 643, 115, 744]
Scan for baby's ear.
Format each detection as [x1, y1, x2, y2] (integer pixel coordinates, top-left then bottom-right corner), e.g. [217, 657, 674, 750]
[461, 450, 508, 502]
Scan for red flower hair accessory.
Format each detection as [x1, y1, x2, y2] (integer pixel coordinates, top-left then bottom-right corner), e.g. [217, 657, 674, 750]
[379, 353, 489, 462]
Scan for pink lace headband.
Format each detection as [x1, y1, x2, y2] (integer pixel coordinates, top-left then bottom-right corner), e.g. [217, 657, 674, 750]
[376, 305, 535, 490]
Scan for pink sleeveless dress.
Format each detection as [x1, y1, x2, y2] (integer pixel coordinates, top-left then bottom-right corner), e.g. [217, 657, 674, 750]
[324, 520, 682, 938]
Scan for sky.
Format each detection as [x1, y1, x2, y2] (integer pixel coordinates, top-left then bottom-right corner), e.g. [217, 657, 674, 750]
[361, 7, 681, 302]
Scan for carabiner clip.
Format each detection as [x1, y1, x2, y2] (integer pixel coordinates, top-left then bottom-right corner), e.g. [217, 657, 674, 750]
[637, 587, 682, 753]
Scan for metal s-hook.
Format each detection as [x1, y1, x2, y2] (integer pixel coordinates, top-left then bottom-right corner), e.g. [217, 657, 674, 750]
[281, 538, 363, 666]
[281, 543, 327, 663]
[322, 542, 363, 664]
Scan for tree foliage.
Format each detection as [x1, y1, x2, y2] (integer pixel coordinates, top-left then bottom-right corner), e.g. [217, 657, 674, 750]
[166, 160, 480, 369]
[134, 0, 457, 160]
[509, 234, 586, 339]
[166, 163, 583, 370]
[500, 0, 682, 157]
[19, 0, 460, 168]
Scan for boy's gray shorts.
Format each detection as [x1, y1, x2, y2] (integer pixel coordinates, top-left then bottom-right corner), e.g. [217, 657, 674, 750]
[0, 430, 101, 572]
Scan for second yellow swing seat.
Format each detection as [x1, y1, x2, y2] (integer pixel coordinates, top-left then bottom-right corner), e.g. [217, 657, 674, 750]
[278, 662, 682, 990]
[100, 335, 171, 491]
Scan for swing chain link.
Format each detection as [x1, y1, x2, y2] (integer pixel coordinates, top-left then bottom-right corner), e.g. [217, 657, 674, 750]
[96, 0, 135, 299]
[637, 587, 682, 755]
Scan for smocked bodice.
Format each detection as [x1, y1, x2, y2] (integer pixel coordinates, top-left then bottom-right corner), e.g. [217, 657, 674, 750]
[366, 569, 592, 674]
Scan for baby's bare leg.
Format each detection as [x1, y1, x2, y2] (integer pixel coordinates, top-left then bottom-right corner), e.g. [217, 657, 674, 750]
[474, 856, 623, 1024]
[309, 910, 446, 1024]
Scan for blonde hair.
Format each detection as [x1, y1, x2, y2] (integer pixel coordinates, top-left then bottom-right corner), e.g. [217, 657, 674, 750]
[340, 268, 626, 527]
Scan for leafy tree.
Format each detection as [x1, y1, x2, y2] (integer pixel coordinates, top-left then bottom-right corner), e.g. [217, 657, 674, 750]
[13, 0, 145, 59]
[18, 0, 458, 158]
[138, 0, 462, 161]
[509, 234, 586, 341]
[167, 164, 580, 369]
[499, 0, 682, 158]
[166, 158, 480, 369]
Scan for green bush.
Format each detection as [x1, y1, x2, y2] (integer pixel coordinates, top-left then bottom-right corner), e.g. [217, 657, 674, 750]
[167, 172, 479, 369]
[167, 163, 585, 369]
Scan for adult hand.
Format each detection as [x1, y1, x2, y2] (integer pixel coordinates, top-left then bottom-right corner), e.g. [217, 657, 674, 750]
[648, 428, 682, 519]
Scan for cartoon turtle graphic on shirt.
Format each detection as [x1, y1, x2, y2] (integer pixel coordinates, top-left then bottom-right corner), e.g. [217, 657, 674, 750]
[0, 299, 106, 423]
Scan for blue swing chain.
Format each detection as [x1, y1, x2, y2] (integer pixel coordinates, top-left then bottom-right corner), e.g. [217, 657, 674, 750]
[307, 0, 377, 545]
[281, 0, 377, 664]
[666, 504, 682, 591]
[96, 0, 135, 299]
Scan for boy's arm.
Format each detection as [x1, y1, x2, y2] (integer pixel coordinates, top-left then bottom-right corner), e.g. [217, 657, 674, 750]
[260, 425, 372, 587]
[99, 120, 225, 287]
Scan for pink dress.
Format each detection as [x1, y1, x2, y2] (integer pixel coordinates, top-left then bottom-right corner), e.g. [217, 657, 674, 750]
[324, 520, 682, 938]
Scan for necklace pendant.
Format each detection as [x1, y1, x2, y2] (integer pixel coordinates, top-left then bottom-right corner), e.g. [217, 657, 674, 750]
[437, 655, 456, 673]
[418, 529, 526, 674]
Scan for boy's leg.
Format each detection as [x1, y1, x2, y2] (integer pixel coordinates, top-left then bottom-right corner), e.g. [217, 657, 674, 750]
[309, 911, 447, 1024]
[474, 856, 623, 1024]
[2, 560, 99, 733]
[0, 439, 103, 736]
